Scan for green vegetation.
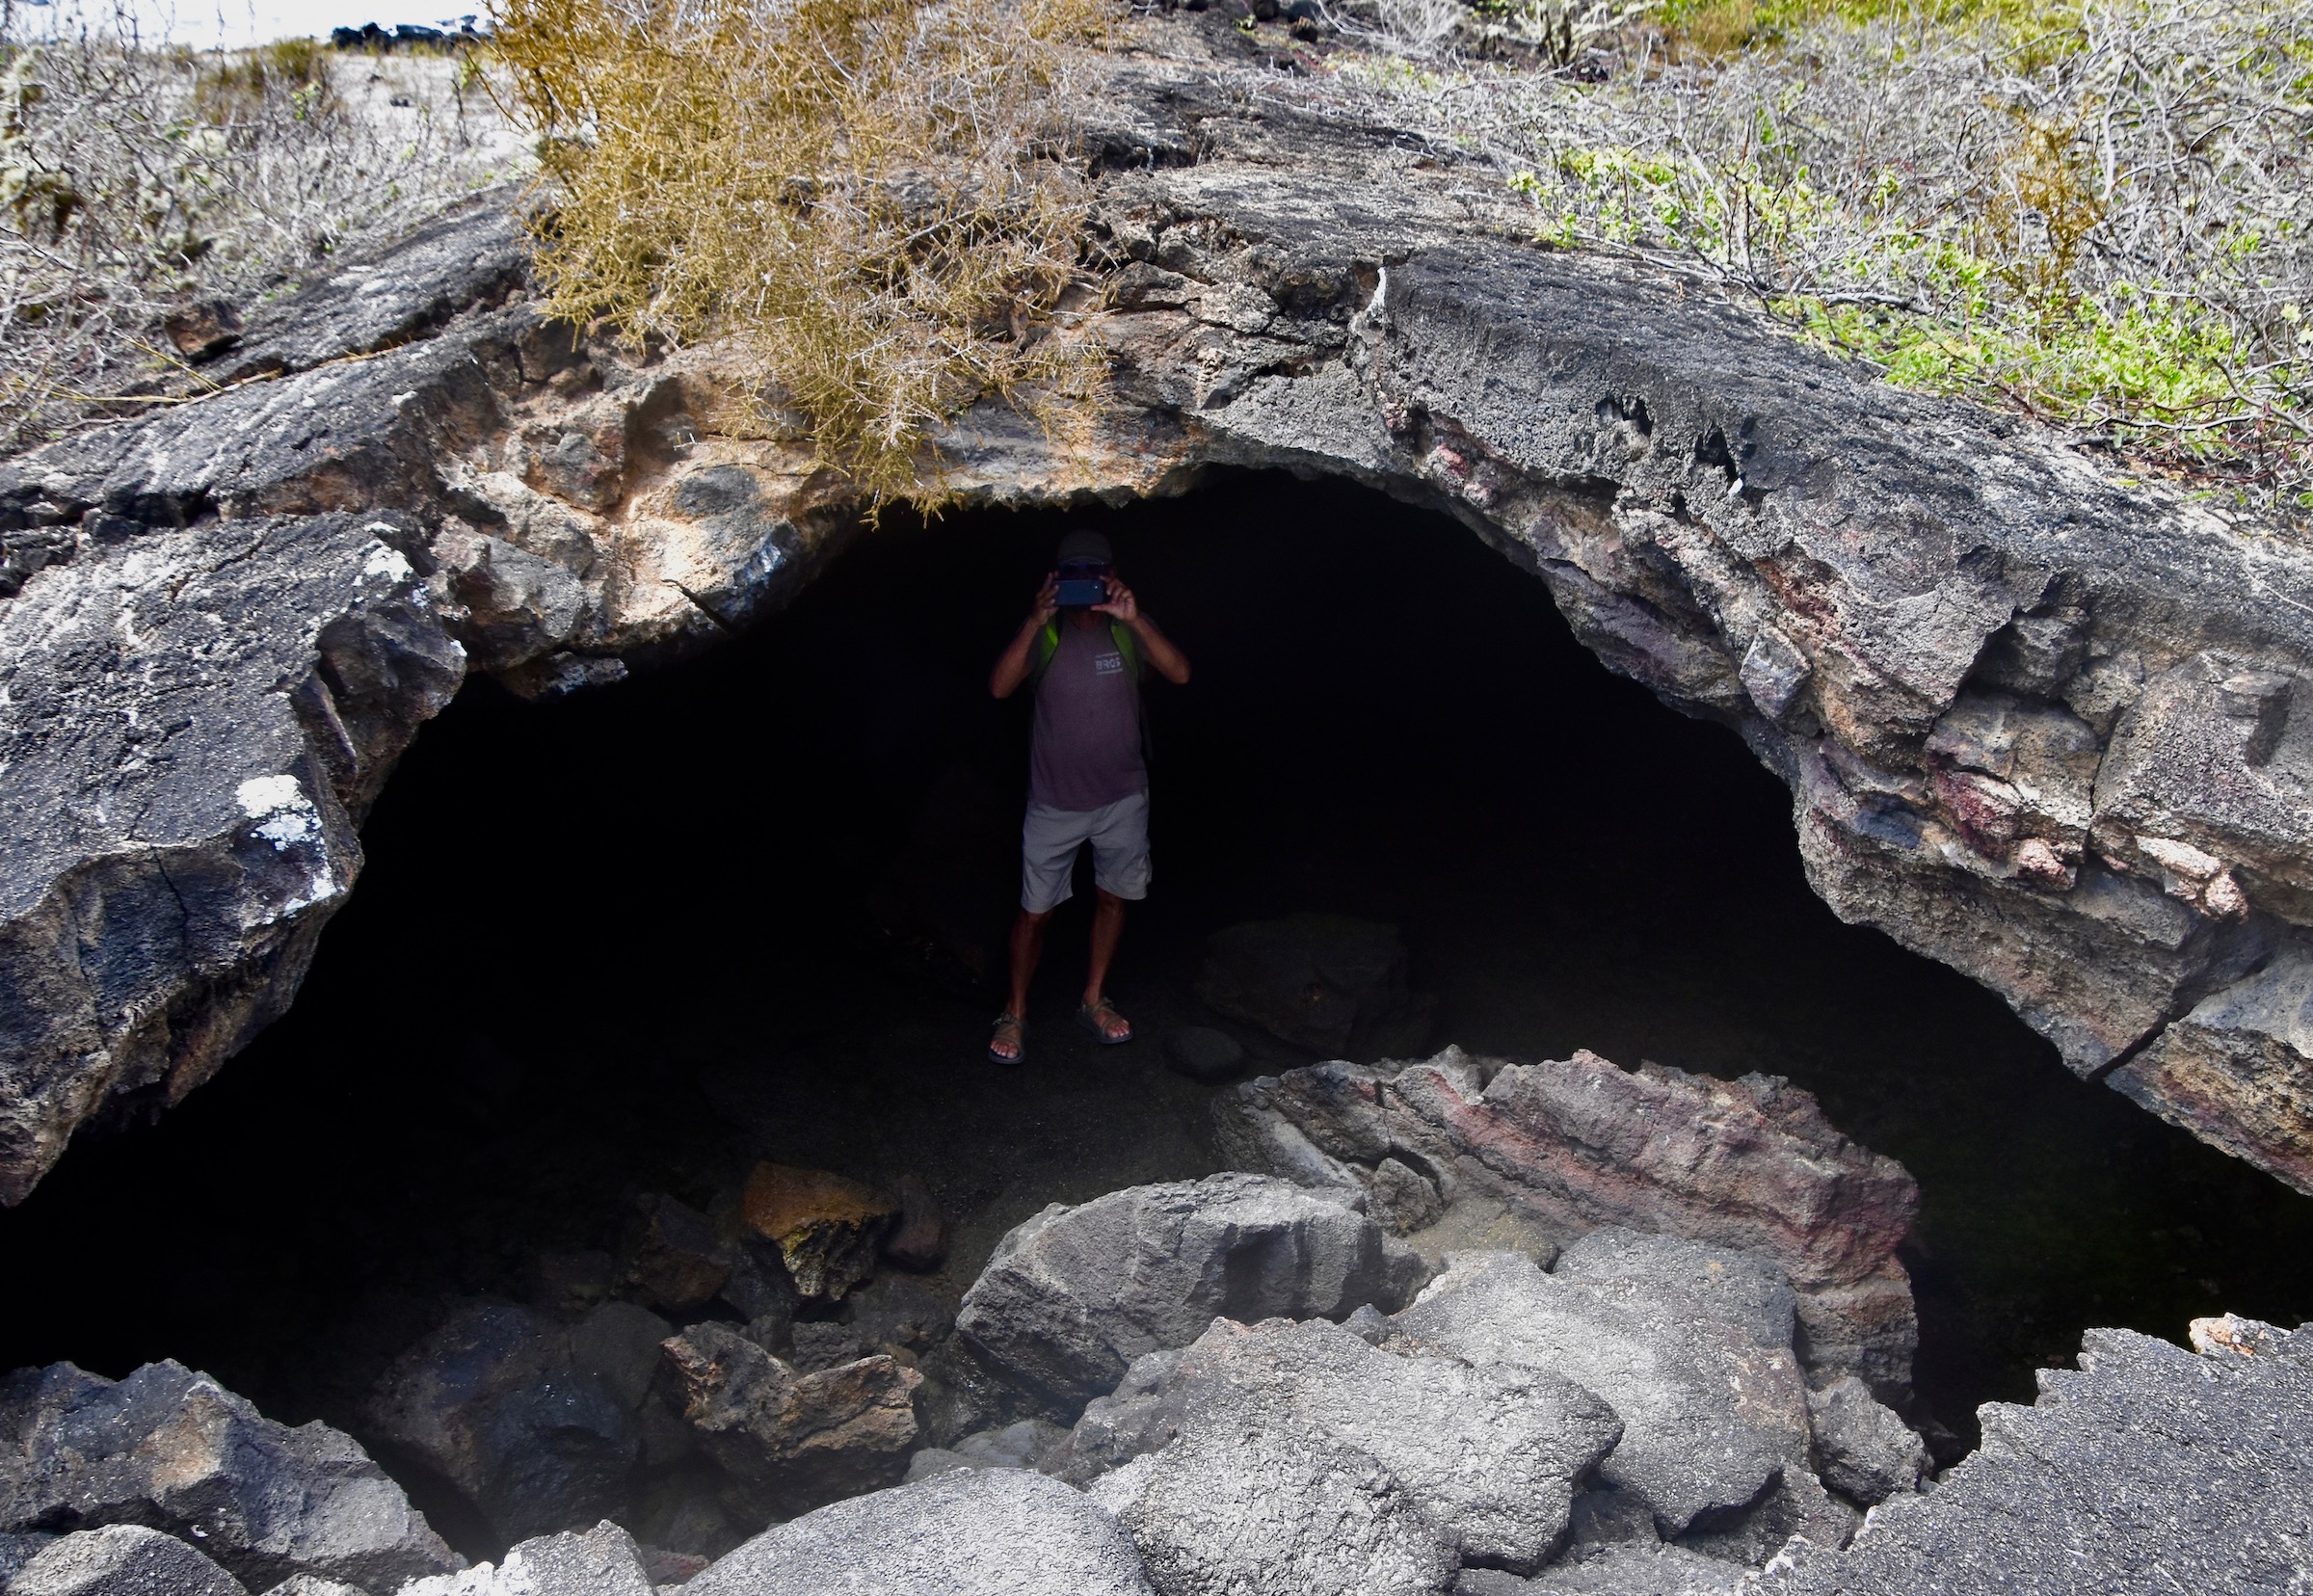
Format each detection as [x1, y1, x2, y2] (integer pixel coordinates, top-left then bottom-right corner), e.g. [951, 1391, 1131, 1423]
[490, 0, 1111, 507]
[1343, 0, 2313, 517]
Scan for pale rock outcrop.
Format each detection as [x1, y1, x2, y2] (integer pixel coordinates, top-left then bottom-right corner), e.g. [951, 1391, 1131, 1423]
[682, 1468, 1155, 1596]
[10, 9, 2313, 1204]
[1217, 1048, 1920, 1396]
[0, 1361, 458, 1594]
[954, 1172, 1428, 1403]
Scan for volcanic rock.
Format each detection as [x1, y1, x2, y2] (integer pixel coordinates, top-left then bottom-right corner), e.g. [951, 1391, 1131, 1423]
[683, 1466, 1155, 1596]
[905, 1419, 1073, 1482]
[1194, 914, 1425, 1055]
[659, 1322, 919, 1513]
[15, 19, 2313, 1208]
[359, 1302, 644, 1545]
[882, 1174, 951, 1272]
[1387, 1251, 1845, 1547]
[954, 1172, 1428, 1403]
[397, 1521, 655, 1596]
[1091, 1424, 1458, 1596]
[0, 1360, 457, 1594]
[622, 1194, 732, 1314]
[1163, 1026, 1247, 1084]
[7, 1524, 248, 1596]
[1802, 1377, 1928, 1506]
[1218, 1048, 1921, 1396]
[1080, 1315, 1621, 1575]
[1527, 1543, 1748, 1593]
[740, 1162, 897, 1300]
[1757, 1315, 2313, 1595]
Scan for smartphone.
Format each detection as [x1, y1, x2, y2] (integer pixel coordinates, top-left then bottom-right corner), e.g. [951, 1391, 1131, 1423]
[1055, 576, 1108, 608]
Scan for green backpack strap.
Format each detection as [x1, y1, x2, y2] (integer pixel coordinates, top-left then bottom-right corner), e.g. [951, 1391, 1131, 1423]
[1027, 620, 1063, 687]
[1110, 620, 1141, 684]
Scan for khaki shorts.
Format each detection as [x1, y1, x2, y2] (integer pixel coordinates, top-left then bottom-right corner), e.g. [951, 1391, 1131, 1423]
[1021, 791, 1152, 914]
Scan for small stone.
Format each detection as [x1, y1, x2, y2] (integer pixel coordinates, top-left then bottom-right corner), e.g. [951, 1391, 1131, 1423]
[624, 1194, 733, 1313]
[9, 1525, 247, 1596]
[842, 1274, 956, 1354]
[741, 1162, 898, 1300]
[882, 1174, 951, 1272]
[789, 1321, 867, 1373]
[1804, 1377, 1929, 1506]
[719, 1237, 802, 1328]
[1164, 1025, 1246, 1083]
[661, 1322, 921, 1513]
[162, 297, 243, 360]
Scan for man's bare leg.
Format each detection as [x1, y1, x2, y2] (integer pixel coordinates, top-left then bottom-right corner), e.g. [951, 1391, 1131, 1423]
[991, 908, 1050, 1063]
[1081, 890, 1131, 1041]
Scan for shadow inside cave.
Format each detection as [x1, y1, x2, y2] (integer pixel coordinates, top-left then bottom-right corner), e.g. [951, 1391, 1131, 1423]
[4, 469, 2311, 1535]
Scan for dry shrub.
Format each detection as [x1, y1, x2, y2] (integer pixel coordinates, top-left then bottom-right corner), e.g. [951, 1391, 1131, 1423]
[491, 0, 1113, 507]
[1326, 0, 2313, 520]
[0, 10, 521, 450]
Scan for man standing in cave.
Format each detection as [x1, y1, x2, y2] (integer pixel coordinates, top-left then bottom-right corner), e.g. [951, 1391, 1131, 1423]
[985, 530, 1191, 1064]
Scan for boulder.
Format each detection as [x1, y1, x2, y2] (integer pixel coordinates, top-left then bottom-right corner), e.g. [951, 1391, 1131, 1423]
[740, 1162, 898, 1300]
[683, 1468, 1154, 1596]
[1078, 1316, 1621, 1576]
[359, 1302, 641, 1545]
[955, 1173, 1428, 1403]
[621, 1194, 732, 1314]
[1802, 1378, 1928, 1507]
[0, 1361, 457, 1594]
[396, 1521, 654, 1596]
[1162, 1028, 1246, 1085]
[1092, 1425, 1458, 1596]
[1038, 1350, 1187, 1487]
[7, 1525, 247, 1596]
[659, 1322, 919, 1513]
[1528, 1544, 1748, 1593]
[1218, 1048, 1921, 1397]
[1194, 914, 1426, 1055]
[1758, 1316, 2313, 1595]
[1387, 1252, 1841, 1545]
[266, 1580, 368, 1596]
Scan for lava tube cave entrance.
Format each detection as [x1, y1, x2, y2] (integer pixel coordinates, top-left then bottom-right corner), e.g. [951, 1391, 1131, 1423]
[4, 470, 2312, 1556]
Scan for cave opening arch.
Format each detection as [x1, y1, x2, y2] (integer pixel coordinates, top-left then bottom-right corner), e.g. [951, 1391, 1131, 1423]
[3, 468, 2310, 1499]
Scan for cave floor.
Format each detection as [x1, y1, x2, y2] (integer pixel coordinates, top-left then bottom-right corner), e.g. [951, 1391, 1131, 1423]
[6, 472, 2311, 1466]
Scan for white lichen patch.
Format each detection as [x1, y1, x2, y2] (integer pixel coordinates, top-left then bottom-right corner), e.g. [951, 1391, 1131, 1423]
[361, 541, 415, 585]
[235, 774, 320, 850]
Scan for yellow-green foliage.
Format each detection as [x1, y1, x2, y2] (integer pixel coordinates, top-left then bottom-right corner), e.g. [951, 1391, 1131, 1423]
[491, 0, 1112, 507]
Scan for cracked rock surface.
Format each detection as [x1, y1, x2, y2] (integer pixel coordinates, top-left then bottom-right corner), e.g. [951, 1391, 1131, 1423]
[8, 10, 2313, 1199]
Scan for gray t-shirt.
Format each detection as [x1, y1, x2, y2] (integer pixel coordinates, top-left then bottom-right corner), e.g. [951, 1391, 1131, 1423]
[1029, 619, 1146, 811]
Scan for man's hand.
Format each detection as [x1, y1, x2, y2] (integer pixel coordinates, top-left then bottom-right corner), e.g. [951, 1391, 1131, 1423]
[1092, 574, 1138, 624]
[991, 572, 1061, 699]
[1099, 576, 1191, 685]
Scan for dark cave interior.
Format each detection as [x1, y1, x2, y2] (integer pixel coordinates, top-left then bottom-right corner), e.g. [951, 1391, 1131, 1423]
[5, 468, 2311, 1512]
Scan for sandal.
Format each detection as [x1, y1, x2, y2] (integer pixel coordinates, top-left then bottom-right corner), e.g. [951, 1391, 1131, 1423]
[1077, 998, 1134, 1046]
[989, 1013, 1026, 1065]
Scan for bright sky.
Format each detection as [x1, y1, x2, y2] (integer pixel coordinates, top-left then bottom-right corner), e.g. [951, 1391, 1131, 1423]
[31, 0, 478, 48]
